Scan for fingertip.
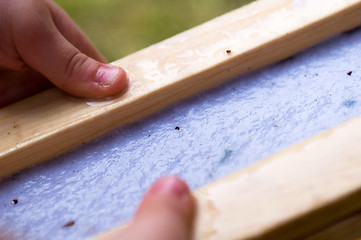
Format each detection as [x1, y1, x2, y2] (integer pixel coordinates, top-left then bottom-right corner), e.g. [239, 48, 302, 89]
[147, 176, 192, 199]
[95, 65, 124, 86]
[137, 176, 195, 227]
[141, 176, 195, 219]
[93, 64, 128, 96]
[59, 61, 129, 99]
[100, 177, 196, 240]
[125, 176, 195, 240]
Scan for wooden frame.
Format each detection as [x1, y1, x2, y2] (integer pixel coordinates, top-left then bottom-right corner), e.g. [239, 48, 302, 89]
[1, 0, 361, 239]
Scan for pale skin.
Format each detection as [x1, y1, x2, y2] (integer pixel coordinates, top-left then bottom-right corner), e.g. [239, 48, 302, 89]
[0, 0, 127, 107]
[0, 0, 196, 239]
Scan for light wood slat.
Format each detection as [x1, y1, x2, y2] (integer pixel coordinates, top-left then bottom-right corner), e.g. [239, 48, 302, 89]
[1, 0, 361, 180]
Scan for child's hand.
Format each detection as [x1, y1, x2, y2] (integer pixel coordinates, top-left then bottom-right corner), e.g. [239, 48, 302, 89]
[106, 176, 196, 240]
[0, 2, 196, 238]
[0, 0, 127, 107]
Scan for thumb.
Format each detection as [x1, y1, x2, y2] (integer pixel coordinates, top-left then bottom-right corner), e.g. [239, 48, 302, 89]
[106, 176, 196, 240]
[13, 2, 127, 98]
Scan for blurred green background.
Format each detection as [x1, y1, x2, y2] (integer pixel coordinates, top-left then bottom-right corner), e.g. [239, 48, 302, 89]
[54, 0, 254, 62]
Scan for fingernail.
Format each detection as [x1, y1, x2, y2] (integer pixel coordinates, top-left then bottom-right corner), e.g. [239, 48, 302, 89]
[96, 65, 120, 86]
[151, 176, 190, 198]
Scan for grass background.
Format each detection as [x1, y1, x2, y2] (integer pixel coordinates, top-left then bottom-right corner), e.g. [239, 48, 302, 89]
[54, 0, 254, 61]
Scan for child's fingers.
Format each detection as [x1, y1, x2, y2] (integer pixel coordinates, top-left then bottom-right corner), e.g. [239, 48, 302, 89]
[12, 0, 127, 98]
[45, 0, 107, 63]
[109, 176, 196, 240]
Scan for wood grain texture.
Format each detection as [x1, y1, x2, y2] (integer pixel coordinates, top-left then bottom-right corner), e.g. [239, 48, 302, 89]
[1, 0, 361, 180]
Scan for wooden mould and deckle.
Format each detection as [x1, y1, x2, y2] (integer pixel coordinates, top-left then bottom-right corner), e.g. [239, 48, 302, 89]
[2, 0, 361, 239]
